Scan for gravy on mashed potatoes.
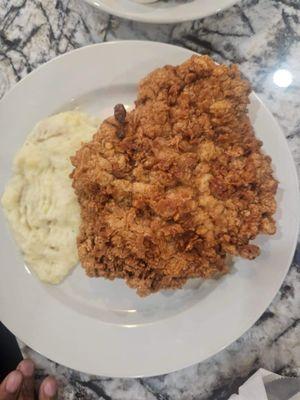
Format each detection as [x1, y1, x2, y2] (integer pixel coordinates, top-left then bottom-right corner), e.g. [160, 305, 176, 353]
[1, 111, 99, 284]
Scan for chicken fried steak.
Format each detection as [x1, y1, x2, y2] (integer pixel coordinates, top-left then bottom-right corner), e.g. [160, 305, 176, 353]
[71, 55, 277, 296]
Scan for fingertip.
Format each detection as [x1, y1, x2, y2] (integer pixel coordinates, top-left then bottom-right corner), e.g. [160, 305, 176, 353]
[42, 376, 58, 398]
[17, 358, 35, 377]
[5, 370, 23, 394]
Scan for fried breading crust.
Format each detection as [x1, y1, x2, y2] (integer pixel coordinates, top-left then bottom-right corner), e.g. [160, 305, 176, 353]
[71, 55, 277, 296]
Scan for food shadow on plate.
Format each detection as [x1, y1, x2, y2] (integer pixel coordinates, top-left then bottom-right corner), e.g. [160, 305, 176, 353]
[158, 0, 194, 4]
[135, 0, 194, 7]
[45, 269, 223, 326]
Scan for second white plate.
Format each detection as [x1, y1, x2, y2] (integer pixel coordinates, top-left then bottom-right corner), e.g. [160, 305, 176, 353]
[84, 0, 239, 23]
[0, 41, 299, 378]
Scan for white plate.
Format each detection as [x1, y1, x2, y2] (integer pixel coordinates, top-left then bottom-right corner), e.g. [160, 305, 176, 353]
[0, 41, 299, 378]
[84, 0, 239, 23]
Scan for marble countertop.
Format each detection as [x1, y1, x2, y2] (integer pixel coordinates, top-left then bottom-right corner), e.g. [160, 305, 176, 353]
[0, 0, 299, 399]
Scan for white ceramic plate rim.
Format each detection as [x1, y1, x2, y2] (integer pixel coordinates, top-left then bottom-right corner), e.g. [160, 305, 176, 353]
[84, 0, 240, 24]
[0, 41, 299, 378]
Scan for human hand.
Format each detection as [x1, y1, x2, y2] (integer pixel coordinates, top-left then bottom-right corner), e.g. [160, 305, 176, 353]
[0, 359, 57, 400]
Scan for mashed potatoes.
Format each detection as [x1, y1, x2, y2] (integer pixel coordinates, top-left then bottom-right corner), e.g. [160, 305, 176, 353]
[1, 111, 99, 284]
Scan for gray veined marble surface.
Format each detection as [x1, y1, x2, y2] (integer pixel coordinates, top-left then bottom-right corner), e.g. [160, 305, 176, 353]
[0, 0, 300, 399]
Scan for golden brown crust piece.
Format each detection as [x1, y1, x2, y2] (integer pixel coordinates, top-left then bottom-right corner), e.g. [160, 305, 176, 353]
[71, 55, 277, 296]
